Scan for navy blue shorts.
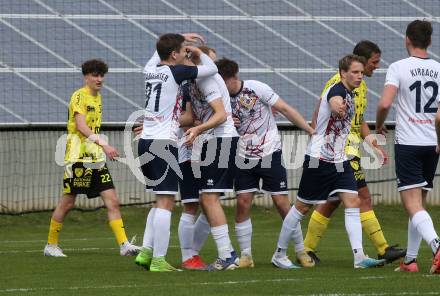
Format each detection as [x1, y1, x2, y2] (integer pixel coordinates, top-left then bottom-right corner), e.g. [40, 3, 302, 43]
[395, 144, 438, 192]
[179, 161, 200, 203]
[235, 150, 288, 195]
[297, 155, 358, 204]
[138, 139, 179, 195]
[198, 137, 239, 193]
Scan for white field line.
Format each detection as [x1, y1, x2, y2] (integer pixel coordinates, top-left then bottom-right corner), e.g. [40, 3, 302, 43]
[1, 278, 439, 294]
[0, 245, 179, 254]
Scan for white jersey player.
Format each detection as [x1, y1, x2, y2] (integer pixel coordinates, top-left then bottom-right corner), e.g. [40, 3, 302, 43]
[135, 33, 218, 272]
[376, 20, 440, 274]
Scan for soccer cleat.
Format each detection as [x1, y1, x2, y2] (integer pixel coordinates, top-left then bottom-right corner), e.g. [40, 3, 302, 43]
[306, 250, 321, 264]
[150, 256, 181, 272]
[238, 253, 255, 268]
[394, 260, 419, 273]
[135, 247, 153, 269]
[378, 245, 406, 263]
[271, 254, 301, 269]
[43, 244, 67, 257]
[207, 253, 239, 271]
[354, 257, 386, 268]
[120, 241, 141, 256]
[182, 255, 207, 270]
[430, 247, 440, 274]
[296, 250, 315, 267]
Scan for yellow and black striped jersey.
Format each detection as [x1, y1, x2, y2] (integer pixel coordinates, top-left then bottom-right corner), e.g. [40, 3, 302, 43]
[321, 73, 367, 158]
[64, 87, 104, 163]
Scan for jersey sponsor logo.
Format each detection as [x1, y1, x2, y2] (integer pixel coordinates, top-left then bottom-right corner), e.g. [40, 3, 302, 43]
[84, 168, 93, 176]
[87, 105, 95, 112]
[207, 179, 214, 186]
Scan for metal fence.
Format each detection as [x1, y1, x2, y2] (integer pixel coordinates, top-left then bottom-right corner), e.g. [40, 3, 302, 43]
[1, 124, 439, 214]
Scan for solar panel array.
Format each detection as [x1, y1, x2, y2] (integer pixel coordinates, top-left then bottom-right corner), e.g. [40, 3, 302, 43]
[1, 0, 440, 124]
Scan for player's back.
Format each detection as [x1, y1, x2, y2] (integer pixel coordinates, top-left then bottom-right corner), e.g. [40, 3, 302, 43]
[141, 64, 196, 141]
[387, 57, 440, 145]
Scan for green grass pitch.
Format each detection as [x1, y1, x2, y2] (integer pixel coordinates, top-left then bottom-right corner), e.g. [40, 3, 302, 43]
[1, 205, 439, 295]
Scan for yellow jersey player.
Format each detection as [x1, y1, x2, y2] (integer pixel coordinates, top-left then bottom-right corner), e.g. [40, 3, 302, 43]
[43, 59, 140, 257]
[304, 41, 406, 264]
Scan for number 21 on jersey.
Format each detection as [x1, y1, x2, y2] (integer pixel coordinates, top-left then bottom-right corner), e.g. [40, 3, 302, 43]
[145, 82, 162, 112]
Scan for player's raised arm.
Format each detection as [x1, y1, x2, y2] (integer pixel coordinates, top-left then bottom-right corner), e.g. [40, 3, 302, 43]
[273, 98, 314, 135]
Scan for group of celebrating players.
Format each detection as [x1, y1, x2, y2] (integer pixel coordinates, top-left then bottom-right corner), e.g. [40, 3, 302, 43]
[43, 19, 440, 274]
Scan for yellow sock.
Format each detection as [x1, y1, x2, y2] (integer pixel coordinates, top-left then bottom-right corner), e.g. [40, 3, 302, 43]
[47, 218, 63, 245]
[109, 218, 128, 245]
[360, 210, 388, 255]
[304, 210, 330, 252]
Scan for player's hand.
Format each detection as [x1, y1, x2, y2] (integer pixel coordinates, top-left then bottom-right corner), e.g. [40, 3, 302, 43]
[185, 45, 202, 58]
[102, 144, 119, 161]
[133, 125, 143, 136]
[307, 127, 316, 136]
[184, 126, 201, 146]
[373, 145, 389, 165]
[375, 125, 388, 136]
[436, 145, 440, 154]
[232, 116, 241, 128]
[337, 101, 347, 118]
[181, 33, 205, 44]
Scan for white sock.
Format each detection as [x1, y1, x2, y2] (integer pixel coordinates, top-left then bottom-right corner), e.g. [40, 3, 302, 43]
[211, 224, 233, 260]
[193, 213, 211, 255]
[406, 218, 422, 262]
[142, 208, 156, 249]
[152, 208, 172, 258]
[344, 208, 364, 262]
[235, 219, 252, 256]
[292, 222, 305, 253]
[276, 207, 304, 255]
[178, 213, 196, 262]
[412, 210, 439, 253]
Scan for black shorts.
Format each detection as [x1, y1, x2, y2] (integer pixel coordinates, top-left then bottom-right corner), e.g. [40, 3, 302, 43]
[235, 150, 288, 195]
[179, 161, 201, 203]
[63, 162, 115, 199]
[395, 144, 439, 192]
[349, 156, 367, 189]
[297, 155, 358, 204]
[138, 139, 179, 195]
[197, 137, 238, 193]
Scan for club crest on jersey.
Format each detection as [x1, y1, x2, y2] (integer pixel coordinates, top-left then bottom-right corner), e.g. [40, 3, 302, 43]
[74, 168, 84, 178]
[239, 94, 257, 109]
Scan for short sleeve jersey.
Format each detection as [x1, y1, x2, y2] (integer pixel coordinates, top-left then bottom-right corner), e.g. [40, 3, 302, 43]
[321, 73, 367, 157]
[64, 87, 104, 163]
[230, 80, 280, 159]
[385, 56, 440, 145]
[307, 82, 355, 162]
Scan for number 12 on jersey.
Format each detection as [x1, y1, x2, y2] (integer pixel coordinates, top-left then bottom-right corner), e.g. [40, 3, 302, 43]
[409, 80, 438, 113]
[145, 82, 162, 112]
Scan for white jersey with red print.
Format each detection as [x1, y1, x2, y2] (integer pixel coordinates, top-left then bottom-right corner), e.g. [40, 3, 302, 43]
[306, 81, 355, 163]
[190, 74, 238, 138]
[385, 56, 440, 146]
[230, 80, 281, 159]
[141, 51, 218, 141]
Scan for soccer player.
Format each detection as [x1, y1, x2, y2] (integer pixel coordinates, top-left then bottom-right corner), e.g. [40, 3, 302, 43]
[44, 59, 140, 257]
[376, 20, 440, 273]
[273, 54, 386, 269]
[304, 41, 406, 264]
[177, 46, 217, 270]
[216, 58, 315, 269]
[182, 48, 241, 271]
[134, 33, 218, 272]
